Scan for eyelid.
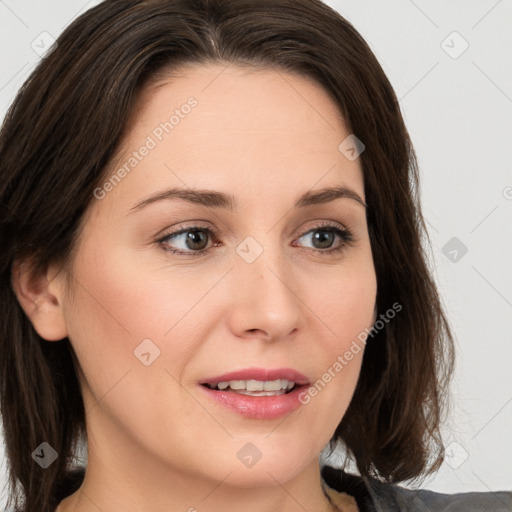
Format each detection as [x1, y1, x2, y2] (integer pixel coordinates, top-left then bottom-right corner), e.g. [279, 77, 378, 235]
[156, 221, 217, 240]
[296, 219, 347, 235]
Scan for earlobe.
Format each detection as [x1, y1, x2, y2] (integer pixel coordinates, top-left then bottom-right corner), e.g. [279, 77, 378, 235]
[11, 259, 69, 341]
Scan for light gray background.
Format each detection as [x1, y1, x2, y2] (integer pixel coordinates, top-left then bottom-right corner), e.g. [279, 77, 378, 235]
[0, 0, 511, 506]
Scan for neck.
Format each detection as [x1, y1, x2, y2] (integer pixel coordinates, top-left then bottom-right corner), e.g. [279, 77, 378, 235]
[57, 441, 339, 512]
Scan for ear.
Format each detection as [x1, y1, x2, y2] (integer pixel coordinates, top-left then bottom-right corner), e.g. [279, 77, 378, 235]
[11, 258, 68, 341]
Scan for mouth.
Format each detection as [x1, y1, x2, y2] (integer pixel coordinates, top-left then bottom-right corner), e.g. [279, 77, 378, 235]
[197, 368, 311, 419]
[200, 379, 301, 396]
[198, 367, 310, 397]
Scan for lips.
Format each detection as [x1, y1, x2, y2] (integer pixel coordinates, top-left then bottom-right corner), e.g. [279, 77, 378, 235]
[197, 369, 311, 419]
[199, 367, 310, 387]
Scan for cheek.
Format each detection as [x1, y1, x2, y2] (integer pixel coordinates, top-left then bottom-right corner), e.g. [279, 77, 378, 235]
[62, 242, 227, 417]
[307, 258, 377, 347]
[67, 240, 215, 343]
[301, 259, 376, 412]
[62, 255, 202, 448]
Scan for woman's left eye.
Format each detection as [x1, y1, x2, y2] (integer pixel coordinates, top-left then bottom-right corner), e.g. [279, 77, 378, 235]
[157, 223, 355, 256]
[293, 224, 354, 254]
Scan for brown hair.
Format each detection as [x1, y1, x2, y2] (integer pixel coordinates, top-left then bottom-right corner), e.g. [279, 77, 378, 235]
[0, 0, 455, 510]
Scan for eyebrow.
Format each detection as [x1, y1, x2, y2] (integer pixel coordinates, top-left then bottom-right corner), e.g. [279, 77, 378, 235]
[129, 185, 367, 214]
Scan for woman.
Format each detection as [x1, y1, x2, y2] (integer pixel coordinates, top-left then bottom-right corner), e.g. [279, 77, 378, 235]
[0, 1, 510, 511]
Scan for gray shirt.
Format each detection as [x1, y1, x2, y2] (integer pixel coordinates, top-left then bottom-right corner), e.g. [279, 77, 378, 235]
[321, 465, 512, 511]
[49, 465, 512, 511]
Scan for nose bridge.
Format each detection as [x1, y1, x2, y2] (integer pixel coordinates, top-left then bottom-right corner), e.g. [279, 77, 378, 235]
[229, 233, 303, 337]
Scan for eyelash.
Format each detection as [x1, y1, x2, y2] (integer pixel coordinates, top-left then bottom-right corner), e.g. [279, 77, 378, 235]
[156, 222, 355, 257]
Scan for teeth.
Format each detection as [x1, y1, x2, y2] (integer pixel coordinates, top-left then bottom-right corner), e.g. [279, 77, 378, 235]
[207, 379, 297, 392]
[264, 379, 284, 391]
[247, 380, 264, 391]
[234, 389, 287, 396]
[228, 380, 246, 390]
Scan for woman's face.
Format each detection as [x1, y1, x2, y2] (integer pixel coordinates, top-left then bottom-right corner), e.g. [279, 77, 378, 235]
[55, 63, 377, 487]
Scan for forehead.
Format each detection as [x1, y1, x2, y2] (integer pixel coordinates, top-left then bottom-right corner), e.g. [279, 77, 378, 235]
[104, 62, 364, 210]
[133, 62, 347, 141]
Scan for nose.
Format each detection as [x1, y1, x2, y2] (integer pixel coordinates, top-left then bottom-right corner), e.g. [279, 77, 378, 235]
[226, 243, 305, 342]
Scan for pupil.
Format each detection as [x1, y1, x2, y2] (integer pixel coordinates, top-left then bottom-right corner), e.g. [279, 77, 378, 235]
[313, 230, 334, 249]
[186, 230, 208, 250]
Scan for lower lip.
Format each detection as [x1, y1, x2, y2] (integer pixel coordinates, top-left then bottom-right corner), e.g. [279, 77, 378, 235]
[197, 384, 309, 419]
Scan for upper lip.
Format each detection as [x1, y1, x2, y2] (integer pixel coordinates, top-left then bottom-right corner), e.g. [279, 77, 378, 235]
[200, 367, 310, 386]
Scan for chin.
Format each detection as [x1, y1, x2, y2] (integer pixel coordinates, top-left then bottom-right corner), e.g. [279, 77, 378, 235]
[208, 441, 317, 487]
[214, 461, 307, 488]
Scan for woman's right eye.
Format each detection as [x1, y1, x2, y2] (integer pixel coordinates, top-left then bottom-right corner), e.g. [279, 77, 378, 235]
[158, 226, 216, 256]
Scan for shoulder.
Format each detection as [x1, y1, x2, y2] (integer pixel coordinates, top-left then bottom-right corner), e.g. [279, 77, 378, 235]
[321, 464, 512, 512]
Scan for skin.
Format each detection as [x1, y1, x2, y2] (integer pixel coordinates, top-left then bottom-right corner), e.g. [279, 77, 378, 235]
[14, 63, 377, 512]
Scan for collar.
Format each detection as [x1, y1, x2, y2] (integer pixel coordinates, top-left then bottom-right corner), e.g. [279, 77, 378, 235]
[321, 465, 379, 512]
